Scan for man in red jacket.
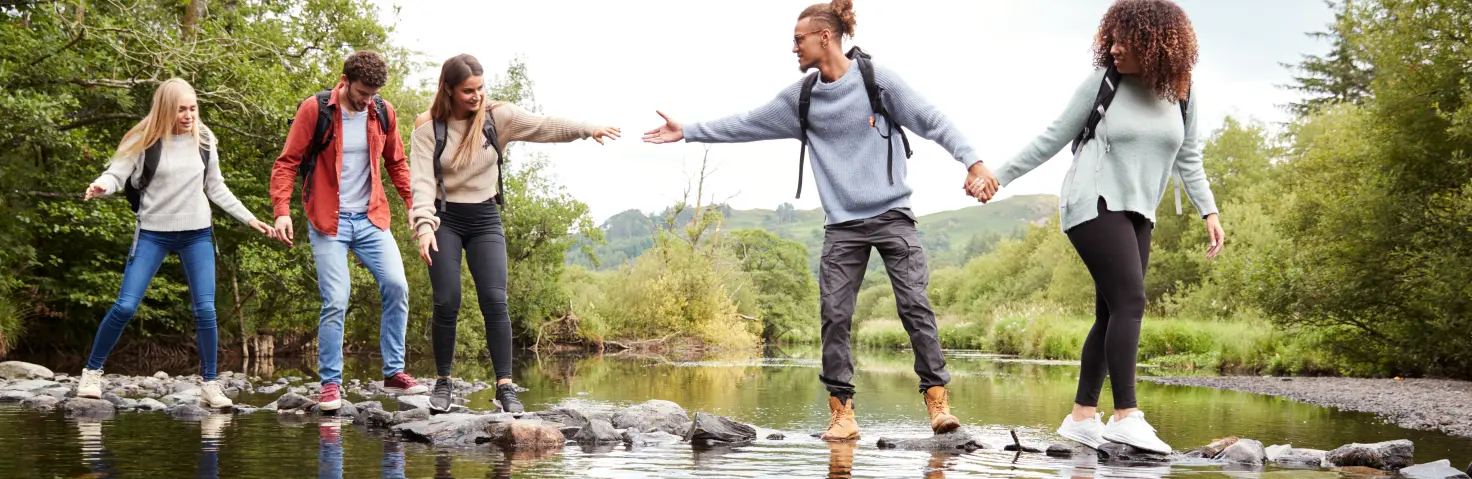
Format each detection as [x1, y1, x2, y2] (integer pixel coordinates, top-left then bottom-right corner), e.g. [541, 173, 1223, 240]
[270, 50, 426, 411]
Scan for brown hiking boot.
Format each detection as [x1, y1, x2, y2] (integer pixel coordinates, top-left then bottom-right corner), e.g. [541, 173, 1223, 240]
[924, 386, 961, 434]
[820, 396, 860, 441]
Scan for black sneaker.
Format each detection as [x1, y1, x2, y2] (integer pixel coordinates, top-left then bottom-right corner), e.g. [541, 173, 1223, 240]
[429, 378, 453, 414]
[495, 383, 524, 414]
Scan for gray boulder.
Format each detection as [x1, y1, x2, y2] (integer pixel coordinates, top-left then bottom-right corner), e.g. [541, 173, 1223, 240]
[0, 390, 35, 402]
[1221, 438, 1267, 466]
[1399, 460, 1470, 479]
[134, 397, 168, 411]
[171, 382, 201, 395]
[21, 395, 60, 411]
[1185, 437, 1238, 459]
[153, 371, 169, 380]
[1, 379, 59, 392]
[1327, 439, 1414, 471]
[366, 408, 396, 428]
[1046, 443, 1095, 458]
[160, 393, 200, 408]
[1269, 445, 1327, 468]
[683, 412, 757, 445]
[624, 428, 683, 448]
[256, 385, 283, 395]
[0, 361, 55, 380]
[484, 421, 566, 449]
[275, 392, 315, 411]
[877, 431, 989, 453]
[63, 398, 117, 418]
[396, 394, 467, 414]
[766, 433, 785, 441]
[355, 401, 383, 412]
[167, 404, 212, 420]
[572, 418, 621, 444]
[1097, 443, 1171, 464]
[392, 408, 432, 426]
[538, 408, 590, 428]
[393, 413, 513, 446]
[611, 400, 690, 436]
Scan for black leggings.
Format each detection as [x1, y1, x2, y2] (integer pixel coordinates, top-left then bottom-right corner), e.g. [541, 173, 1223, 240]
[429, 199, 512, 380]
[1066, 198, 1152, 410]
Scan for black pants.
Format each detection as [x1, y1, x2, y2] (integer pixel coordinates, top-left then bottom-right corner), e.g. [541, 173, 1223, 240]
[429, 199, 512, 380]
[819, 209, 949, 400]
[1066, 198, 1152, 409]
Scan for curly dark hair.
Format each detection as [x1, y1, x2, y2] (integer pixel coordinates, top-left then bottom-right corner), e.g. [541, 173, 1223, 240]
[799, 0, 856, 39]
[342, 50, 388, 88]
[1093, 0, 1197, 102]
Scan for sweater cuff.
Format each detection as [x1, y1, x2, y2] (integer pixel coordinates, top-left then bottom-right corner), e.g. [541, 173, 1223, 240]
[958, 152, 982, 170]
[683, 122, 704, 143]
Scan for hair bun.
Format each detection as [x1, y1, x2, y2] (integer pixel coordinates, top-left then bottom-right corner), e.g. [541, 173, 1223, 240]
[831, 0, 856, 37]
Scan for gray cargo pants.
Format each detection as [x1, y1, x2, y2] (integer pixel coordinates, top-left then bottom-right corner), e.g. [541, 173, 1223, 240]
[818, 208, 950, 400]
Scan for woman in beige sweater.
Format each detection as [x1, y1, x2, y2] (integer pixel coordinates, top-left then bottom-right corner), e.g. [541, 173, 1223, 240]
[410, 54, 618, 414]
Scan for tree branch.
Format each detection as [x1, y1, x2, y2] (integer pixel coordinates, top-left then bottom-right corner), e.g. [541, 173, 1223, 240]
[70, 78, 161, 89]
[30, 28, 85, 66]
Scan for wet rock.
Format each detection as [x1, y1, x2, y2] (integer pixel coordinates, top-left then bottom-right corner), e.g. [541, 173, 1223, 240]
[228, 379, 248, 390]
[63, 398, 117, 418]
[171, 382, 201, 395]
[1047, 443, 1095, 458]
[393, 413, 513, 446]
[168, 404, 212, 420]
[161, 393, 200, 408]
[876, 431, 989, 453]
[1004, 443, 1045, 453]
[1188, 436, 1238, 459]
[392, 408, 432, 426]
[1327, 439, 1414, 471]
[1221, 438, 1267, 465]
[256, 385, 283, 395]
[0, 390, 35, 402]
[135, 398, 168, 412]
[1269, 445, 1328, 468]
[394, 395, 468, 414]
[22, 395, 60, 411]
[683, 412, 757, 445]
[288, 386, 308, 396]
[366, 409, 395, 428]
[1399, 460, 1470, 479]
[485, 421, 565, 449]
[0, 361, 54, 380]
[276, 378, 289, 385]
[1, 379, 59, 392]
[611, 400, 690, 436]
[231, 406, 258, 415]
[1333, 466, 1398, 478]
[1097, 442, 1171, 464]
[275, 392, 315, 411]
[355, 400, 382, 411]
[313, 401, 359, 418]
[102, 393, 127, 407]
[572, 418, 621, 444]
[624, 428, 683, 448]
[538, 408, 590, 428]
[153, 371, 169, 380]
[766, 433, 785, 441]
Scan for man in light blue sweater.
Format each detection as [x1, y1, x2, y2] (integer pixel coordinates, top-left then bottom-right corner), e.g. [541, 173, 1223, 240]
[643, 0, 999, 441]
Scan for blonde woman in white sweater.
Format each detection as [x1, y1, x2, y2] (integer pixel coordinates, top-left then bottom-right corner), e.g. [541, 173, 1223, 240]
[78, 78, 274, 407]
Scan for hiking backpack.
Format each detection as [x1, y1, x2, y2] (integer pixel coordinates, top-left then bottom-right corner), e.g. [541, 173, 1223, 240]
[284, 90, 391, 201]
[431, 109, 502, 209]
[795, 46, 912, 199]
[1071, 65, 1192, 214]
[125, 139, 210, 213]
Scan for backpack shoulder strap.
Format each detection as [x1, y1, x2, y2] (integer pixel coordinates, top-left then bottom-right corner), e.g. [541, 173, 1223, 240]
[849, 47, 911, 186]
[139, 140, 164, 190]
[483, 108, 507, 207]
[432, 118, 448, 208]
[1071, 66, 1122, 155]
[794, 72, 820, 199]
[373, 95, 391, 135]
[311, 90, 334, 145]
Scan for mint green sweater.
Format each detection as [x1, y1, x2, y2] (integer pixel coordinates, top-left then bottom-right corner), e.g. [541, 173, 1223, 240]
[995, 69, 1218, 232]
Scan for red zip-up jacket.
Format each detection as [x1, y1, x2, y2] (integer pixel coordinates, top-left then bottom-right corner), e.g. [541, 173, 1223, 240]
[270, 83, 412, 237]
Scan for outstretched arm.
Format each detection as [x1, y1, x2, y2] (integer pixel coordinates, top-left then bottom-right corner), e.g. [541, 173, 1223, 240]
[874, 65, 980, 169]
[492, 102, 619, 148]
[993, 69, 1107, 187]
[644, 81, 804, 145]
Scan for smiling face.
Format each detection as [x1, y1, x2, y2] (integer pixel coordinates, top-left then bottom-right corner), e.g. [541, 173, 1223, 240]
[172, 94, 198, 135]
[792, 17, 830, 72]
[340, 78, 382, 112]
[448, 75, 485, 119]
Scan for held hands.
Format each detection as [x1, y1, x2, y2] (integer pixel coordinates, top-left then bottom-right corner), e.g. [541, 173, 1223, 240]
[641, 111, 683, 144]
[418, 233, 437, 265]
[1206, 214, 1225, 259]
[963, 163, 1000, 203]
[590, 126, 622, 145]
[273, 215, 295, 248]
[84, 182, 107, 200]
[248, 219, 277, 240]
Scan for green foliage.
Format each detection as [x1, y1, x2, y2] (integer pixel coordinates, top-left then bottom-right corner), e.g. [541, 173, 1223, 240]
[724, 229, 817, 343]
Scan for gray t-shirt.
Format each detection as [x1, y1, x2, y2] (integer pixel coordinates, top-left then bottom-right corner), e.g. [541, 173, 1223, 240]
[338, 108, 371, 213]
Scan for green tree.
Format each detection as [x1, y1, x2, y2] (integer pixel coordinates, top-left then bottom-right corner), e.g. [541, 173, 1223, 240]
[726, 229, 817, 342]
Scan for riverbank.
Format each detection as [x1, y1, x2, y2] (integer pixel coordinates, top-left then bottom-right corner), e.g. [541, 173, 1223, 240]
[1144, 376, 1472, 439]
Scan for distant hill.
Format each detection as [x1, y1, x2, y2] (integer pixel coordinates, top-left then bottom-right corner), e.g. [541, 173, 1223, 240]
[567, 194, 1058, 271]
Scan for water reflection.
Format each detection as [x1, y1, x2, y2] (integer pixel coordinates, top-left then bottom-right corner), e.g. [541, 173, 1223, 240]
[317, 418, 342, 479]
[826, 442, 855, 478]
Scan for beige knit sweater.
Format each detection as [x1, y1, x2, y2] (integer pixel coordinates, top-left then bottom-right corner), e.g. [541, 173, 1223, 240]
[410, 101, 597, 236]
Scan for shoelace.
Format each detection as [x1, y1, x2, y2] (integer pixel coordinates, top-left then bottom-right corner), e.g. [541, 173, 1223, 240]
[828, 406, 845, 429]
[926, 390, 949, 416]
[434, 380, 453, 396]
[497, 385, 520, 404]
[393, 372, 417, 386]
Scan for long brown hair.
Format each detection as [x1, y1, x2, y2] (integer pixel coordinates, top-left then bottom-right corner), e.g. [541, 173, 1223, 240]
[798, 0, 857, 40]
[429, 54, 487, 171]
[1093, 0, 1198, 102]
[114, 78, 212, 162]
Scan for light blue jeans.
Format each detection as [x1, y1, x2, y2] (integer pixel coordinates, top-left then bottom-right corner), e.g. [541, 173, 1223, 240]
[309, 213, 409, 385]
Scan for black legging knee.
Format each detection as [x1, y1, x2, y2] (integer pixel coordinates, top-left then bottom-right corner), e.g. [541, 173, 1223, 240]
[428, 200, 513, 380]
[1066, 198, 1152, 410]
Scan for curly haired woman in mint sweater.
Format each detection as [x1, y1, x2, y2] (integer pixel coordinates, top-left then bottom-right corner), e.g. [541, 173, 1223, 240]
[972, 0, 1226, 453]
[78, 78, 275, 408]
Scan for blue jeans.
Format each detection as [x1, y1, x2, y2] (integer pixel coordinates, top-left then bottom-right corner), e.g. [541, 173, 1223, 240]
[86, 228, 218, 380]
[309, 213, 409, 385]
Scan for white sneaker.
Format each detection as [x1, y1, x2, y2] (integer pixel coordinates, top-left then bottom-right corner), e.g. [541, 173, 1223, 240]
[77, 369, 105, 399]
[1056, 413, 1107, 449]
[200, 380, 234, 408]
[1103, 411, 1172, 454]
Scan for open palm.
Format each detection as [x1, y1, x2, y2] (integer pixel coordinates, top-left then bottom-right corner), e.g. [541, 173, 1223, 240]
[641, 111, 684, 144]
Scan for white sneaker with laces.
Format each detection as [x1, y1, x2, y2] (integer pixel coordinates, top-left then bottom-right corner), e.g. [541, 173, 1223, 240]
[77, 369, 105, 399]
[200, 380, 234, 408]
[1056, 413, 1107, 449]
[1103, 410, 1172, 454]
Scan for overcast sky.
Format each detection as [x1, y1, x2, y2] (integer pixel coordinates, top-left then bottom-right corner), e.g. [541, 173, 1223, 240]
[378, 0, 1333, 223]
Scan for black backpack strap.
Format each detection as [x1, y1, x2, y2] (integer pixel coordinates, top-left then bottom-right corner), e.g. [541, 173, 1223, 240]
[432, 118, 448, 210]
[125, 140, 166, 213]
[373, 95, 391, 135]
[299, 90, 335, 201]
[848, 47, 910, 187]
[483, 108, 505, 208]
[1071, 66, 1122, 155]
[795, 73, 819, 199]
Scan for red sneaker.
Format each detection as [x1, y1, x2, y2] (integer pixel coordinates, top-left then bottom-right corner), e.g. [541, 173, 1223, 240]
[318, 383, 342, 411]
[384, 372, 428, 395]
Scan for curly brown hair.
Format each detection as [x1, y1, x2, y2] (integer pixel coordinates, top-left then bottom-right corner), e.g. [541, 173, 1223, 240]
[342, 50, 388, 88]
[1093, 0, 1197, 102]
[799, 0, 856, 39]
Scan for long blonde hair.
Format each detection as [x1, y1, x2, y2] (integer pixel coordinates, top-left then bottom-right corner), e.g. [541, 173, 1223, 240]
[429, 54, 488, 171]
[114, 78, 214, 163]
